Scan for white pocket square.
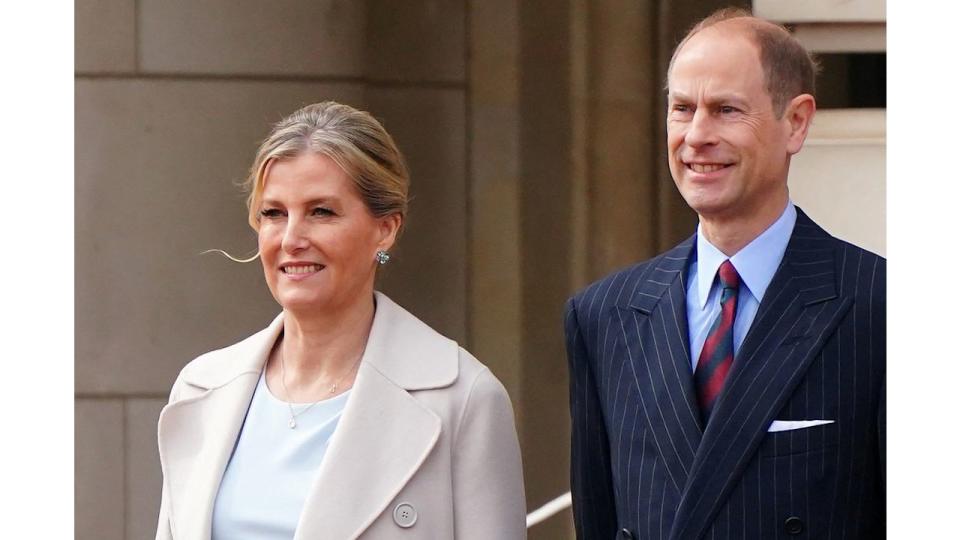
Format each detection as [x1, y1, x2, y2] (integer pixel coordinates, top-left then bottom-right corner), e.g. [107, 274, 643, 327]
[767, 420, 834, 432]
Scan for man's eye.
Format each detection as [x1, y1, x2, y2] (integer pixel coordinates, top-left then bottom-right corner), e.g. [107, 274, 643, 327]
[259, 208, 284, 218]
[719, 106, 738, 114]
[312, 207, 336, 217]
[672, 104, 690, 112]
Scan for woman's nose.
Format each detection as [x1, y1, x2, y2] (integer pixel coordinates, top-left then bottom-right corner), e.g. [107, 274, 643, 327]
[281, 217, 309, 253]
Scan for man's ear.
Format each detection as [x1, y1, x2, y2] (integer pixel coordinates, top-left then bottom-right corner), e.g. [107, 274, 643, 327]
[784, 93, 816, 155]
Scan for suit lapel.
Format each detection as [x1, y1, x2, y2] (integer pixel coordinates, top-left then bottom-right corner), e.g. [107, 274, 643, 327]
[620, 236, 703, 494]
[293, 362, 442, 539]
[669, 210, 853, 540]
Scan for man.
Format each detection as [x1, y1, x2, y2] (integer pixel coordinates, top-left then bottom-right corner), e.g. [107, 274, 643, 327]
[565, 9, 884, 540]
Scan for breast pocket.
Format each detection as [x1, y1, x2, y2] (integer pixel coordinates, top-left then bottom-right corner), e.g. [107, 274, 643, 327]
[757, 420, 839, 458]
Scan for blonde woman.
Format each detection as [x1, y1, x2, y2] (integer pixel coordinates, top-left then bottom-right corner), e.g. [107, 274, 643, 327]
[155, 102, 526, 539]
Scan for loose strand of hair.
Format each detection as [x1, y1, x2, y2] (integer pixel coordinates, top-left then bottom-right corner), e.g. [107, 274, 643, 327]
[199, 248, 260, 263]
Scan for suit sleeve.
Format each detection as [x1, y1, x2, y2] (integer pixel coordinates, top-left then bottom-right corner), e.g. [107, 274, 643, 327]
[565, 297, 618, 539]
[452, 363, 527, 540]
[877, 376, 885, 488]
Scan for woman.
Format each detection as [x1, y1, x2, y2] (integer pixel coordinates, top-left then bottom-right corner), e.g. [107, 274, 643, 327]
[155, 102, 526, 539]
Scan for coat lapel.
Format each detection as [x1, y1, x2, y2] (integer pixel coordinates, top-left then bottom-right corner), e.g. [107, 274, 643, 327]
[620, 236, 703, 494]
[157, 317, 281, 540]
[293, 362, 442, 539]
[669, 210, 853, 540]
[293, 292, 456, 539]
[157, 294, 458, 540]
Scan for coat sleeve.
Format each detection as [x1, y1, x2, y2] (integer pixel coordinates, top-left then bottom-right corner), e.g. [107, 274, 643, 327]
[451, 361, 527, 539]
[565, 297, 618, 538]
[155, 484, 174, 540]
[155, 374, 185, 540]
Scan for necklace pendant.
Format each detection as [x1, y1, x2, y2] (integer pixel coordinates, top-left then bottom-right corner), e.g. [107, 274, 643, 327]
[329, 384, 337, 394]
[288, 418, 296, 429]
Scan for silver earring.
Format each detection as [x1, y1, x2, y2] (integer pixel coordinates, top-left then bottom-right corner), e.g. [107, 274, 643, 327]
[375, 250, 391, 265]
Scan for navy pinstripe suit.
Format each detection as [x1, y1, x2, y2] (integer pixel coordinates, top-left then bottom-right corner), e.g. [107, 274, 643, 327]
[565, 209, 885, 539]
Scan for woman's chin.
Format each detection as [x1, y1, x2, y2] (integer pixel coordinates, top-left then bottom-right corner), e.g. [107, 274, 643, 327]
[275, 293, 333, 315]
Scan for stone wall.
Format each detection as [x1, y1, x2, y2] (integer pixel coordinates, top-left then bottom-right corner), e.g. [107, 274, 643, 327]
[76, 1, 763, 538]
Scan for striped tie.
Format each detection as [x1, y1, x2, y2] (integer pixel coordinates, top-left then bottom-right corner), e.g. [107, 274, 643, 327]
[695, 260, 740, 421]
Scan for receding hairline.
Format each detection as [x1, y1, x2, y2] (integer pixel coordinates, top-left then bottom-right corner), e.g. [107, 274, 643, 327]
[669, 16, 784, 78]
[666, 12, 817, 118]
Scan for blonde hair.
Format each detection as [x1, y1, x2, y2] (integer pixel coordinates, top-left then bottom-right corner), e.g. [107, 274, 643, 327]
[245, 101, 410, 232]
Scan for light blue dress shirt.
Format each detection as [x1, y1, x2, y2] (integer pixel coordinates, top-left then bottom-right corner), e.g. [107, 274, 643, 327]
[685, 202, 797, 371]
[212, 371, 351, 540]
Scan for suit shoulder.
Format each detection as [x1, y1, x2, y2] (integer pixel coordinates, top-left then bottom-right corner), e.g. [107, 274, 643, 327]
[833, 236, 885, 265]
[832, 239, 886, 297]
[569, 252, 673, 316]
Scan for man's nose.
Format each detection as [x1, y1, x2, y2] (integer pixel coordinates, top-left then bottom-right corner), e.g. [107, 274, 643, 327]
[685, 108, 717, 147]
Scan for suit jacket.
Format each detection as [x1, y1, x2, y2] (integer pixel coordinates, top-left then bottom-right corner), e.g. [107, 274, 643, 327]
[156, 291, 526, 539]
[565, 209, 885, 540]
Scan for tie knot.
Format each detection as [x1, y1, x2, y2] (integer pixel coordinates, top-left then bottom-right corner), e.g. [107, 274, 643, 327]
[718, 260, 740, 289]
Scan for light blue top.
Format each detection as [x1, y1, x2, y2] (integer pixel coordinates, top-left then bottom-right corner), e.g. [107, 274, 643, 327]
[685, 202, 796, 370]
[211, 371, 351, 540]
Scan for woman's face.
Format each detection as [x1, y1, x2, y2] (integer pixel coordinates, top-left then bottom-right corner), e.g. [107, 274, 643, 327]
[257, 153, 399, 315]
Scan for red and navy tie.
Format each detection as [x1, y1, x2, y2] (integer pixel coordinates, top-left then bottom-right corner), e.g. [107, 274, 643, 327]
[695, 260, 741, 422]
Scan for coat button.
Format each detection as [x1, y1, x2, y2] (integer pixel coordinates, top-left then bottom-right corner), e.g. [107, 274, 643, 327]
[393, 502, 418, 528]
[618, 528, 634, 540]
[784, 516, 804, 535]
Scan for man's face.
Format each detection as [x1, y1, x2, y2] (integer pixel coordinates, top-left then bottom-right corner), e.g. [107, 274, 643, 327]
[666, 27, 793, 223]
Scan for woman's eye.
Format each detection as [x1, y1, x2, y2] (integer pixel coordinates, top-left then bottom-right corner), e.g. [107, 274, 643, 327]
[312, 207, 336, 217]
[259, 208, 284, 219]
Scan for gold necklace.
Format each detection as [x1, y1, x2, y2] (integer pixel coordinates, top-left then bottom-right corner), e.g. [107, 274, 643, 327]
[278, 347, 363, 429]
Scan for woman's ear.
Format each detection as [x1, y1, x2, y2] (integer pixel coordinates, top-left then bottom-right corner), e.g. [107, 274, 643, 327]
[377, 213, 402, 252]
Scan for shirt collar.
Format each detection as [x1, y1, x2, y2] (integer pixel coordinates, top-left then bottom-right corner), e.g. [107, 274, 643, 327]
[695, 201, 797, 309]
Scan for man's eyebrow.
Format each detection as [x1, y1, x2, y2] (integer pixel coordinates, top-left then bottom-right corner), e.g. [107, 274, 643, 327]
[706, 93, 749, 105]
[667, 91, 750, 105]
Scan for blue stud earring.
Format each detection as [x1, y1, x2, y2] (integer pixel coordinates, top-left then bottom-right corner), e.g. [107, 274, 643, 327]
[375, 250, 391, 265]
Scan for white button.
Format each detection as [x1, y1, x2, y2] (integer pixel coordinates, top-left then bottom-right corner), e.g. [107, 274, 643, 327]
[393, 502, 417, 528]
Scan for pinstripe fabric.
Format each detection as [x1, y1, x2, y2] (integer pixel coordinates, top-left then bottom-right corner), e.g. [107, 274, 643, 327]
[566, 209, 885, 539]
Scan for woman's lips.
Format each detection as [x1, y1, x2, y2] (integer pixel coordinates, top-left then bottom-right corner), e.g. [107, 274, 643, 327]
[280, 263, 326, 280]
[282, 264, 324, 274]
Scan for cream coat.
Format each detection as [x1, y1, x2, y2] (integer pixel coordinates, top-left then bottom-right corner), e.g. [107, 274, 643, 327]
[156, 292, 526, 539]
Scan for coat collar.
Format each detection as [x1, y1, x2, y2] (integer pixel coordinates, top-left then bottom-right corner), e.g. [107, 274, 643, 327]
[158, 291, 458, 539]
[178, 291, 458, 392]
